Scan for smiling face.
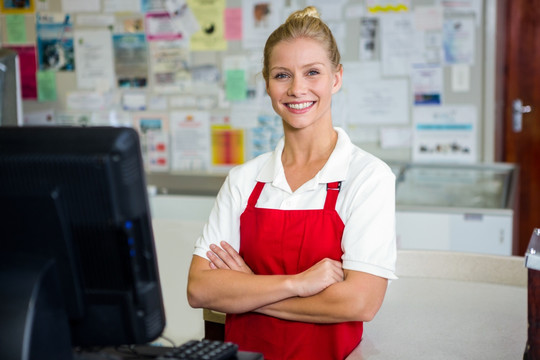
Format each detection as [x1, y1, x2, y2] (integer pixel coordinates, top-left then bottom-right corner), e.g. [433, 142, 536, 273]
[266, 37, 342, 132]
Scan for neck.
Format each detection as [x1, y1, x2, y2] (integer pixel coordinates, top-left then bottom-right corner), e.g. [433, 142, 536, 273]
[281, 125, 338, 167]
[280, 127, 337, 192]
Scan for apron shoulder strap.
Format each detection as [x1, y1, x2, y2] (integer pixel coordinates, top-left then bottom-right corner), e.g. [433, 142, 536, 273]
[324, 181, 341, 210]
[247, 181, 265, 207]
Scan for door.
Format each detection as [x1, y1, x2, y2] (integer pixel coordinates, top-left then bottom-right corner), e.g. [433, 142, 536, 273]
[498, 0, 540, 256]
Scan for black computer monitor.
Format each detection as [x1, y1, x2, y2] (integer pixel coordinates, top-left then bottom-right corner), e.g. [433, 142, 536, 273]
[0, 126, 166, 360]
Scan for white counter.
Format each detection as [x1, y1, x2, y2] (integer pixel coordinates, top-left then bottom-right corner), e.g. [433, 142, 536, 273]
[356, 250, 527, 359]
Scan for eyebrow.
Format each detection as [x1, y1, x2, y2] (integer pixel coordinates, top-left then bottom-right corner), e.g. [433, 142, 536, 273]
[269, 62, 325, 72]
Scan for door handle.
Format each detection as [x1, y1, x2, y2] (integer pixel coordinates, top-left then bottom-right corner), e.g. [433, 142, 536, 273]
[513, 98, 532, 132]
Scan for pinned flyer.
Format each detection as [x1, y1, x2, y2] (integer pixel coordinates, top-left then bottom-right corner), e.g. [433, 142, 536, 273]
[163, 0, 200, 38]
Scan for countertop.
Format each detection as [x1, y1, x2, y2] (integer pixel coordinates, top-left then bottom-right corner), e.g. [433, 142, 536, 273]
[355, 250, 527, 359]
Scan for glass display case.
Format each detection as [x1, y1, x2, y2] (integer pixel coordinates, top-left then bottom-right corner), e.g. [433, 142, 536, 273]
[392, 162, 518, 256]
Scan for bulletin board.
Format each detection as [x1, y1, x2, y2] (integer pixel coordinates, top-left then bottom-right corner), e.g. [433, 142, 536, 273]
[0, 0, 490, 175]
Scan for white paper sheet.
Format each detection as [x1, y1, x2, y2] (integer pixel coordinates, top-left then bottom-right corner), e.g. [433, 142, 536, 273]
[149, 40, 191, 93]
[242, 0, 283, 49]
[411, 63, 443, 105]
[443, 17, 475, 65]
[451, 64, 470, 92]
[441, 0, 482, 27]
[23, 109, 55, 125]
[380, 13, 415, 76]
[170, 111, 211, 171]
[73, 30, 115, 89]
[122, 92, 147, 111]
[412, 105, 477, 163]
[413, 6, 443, 31]
[66, 91, 111, 110]
[76, 14, 115, 27]
[380, 127, 412, 148]
[310, 0, 346, 21]
[61, 0, 99, 13]
[340, 61, 409, 124]
[103, 0, 141, 13]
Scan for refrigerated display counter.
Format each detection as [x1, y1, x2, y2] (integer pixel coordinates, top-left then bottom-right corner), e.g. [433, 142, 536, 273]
[391, 162, 518, 255]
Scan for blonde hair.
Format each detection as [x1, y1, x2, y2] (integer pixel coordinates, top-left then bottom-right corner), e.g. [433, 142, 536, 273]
[262, 6, 341, 82]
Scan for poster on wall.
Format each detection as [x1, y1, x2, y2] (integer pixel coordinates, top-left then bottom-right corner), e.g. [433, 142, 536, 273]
[36, 12, 74, 71]
[443, 17, 475, 65]
[0, 0, 34, 13]
[149, 40, 191, 93]
[411, 63, 443, 105]
[73, 29, 115, 89]
[142, 0, 165, 12]
[5, 45, 37, 99]
[380, 12, 414, 76]
[145, 11, 184, 41]
[113, 33, 148, 88]
[211, 123, 245, 167]
[169, 111, 211, 171]
[187, 0, 226, 51]
[412, 105, 477, 163]
[242, 0, 283, 50]
[249, 113, 282, 159]
[132, 112, 170, 171]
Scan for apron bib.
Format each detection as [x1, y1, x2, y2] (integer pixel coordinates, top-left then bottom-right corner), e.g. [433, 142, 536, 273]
[225, 181, 363, 360]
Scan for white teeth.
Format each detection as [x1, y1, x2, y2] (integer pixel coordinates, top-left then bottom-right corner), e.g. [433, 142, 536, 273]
[287, 102, 313, 109]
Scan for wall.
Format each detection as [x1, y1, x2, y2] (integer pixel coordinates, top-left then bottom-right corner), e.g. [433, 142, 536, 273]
[0, 0, 497, 171]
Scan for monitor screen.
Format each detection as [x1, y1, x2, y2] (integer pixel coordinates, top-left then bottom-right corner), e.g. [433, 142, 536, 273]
[0, 126, 166, 359]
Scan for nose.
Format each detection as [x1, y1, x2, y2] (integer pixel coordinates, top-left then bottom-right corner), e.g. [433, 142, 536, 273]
[287, 76, 307, 97]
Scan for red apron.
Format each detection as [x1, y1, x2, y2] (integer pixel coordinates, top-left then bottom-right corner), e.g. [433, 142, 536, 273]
[225, 181, 363, 360]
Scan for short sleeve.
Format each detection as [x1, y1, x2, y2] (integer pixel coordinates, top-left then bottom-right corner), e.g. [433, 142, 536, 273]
[340, 162, 397, 280]
[193, 174, 243, 260]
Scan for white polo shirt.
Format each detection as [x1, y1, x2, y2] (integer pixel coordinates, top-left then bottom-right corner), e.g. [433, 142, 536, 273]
[194, 127, 397, 280]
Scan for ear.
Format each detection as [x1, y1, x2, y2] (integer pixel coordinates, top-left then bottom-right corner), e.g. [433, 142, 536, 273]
[331, 64, 343, 95]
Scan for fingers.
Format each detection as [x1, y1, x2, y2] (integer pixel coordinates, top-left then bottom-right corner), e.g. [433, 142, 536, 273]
[294, 258, 345, 297]
[316, 258, 344, 281]
[220, 241, 245, 268]
[207, 249, 228, 269]
[211, 243, 237, 268]
[207, 241, 251, 273]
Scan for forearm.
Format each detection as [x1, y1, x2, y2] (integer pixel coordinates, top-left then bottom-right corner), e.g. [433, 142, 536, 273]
[187, 255, 297, 314]
[256, 271, 387, 323]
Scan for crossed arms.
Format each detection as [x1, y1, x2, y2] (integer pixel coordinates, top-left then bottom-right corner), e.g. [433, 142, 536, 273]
[187, 241, 388, 324]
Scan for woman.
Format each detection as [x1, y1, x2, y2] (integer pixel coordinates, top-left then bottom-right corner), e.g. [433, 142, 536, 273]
[187, 6, 397, 360]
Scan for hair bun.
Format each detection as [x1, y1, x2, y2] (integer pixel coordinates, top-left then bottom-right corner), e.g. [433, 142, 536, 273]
[286, 6, 320, 22]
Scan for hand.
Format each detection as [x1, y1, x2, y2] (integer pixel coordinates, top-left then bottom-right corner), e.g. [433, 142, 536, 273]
[207, 241, 253, 275]
[292, 258, 344, 297]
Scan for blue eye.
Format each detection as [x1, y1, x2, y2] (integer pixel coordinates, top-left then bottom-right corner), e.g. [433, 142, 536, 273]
[274, 73, 288, 79]
[308, 70, 320, 76]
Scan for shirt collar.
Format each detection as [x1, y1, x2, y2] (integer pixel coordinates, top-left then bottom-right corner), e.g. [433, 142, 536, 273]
[256, 127, 352, 187]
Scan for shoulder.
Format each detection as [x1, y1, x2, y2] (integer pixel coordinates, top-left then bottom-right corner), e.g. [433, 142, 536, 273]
[224, 151, 273, 194]
[347, 145, 395, 185]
